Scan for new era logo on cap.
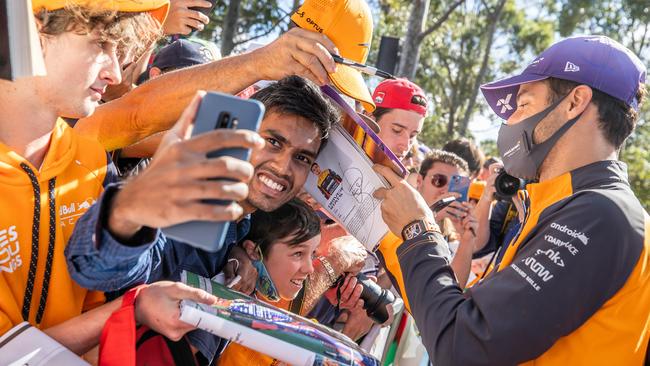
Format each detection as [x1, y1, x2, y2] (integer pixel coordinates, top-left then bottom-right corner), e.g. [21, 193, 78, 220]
[374, 92, 385, 104]
[564, 62, 580, 72]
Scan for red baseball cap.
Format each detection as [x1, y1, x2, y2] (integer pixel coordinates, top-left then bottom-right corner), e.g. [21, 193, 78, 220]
[372, 78, 428, 116]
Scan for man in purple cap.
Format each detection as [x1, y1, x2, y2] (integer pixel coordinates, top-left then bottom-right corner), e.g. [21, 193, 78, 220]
[368, 35, 650, 364]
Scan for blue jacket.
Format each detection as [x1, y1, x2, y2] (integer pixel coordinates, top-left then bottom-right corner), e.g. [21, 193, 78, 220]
[65, 183, 250, 363]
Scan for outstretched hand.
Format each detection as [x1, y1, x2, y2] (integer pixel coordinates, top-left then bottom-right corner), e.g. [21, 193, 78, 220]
[251, 27, 339, 86]
[135, 281, 218, 341]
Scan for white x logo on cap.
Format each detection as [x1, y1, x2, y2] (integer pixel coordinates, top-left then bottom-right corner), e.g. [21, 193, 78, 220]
[496, 93, 513, 114]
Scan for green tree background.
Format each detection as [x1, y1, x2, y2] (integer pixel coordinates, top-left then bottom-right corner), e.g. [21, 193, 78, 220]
[193, 0, 649, 209]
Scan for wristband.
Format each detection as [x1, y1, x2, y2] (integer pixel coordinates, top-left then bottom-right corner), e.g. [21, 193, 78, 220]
[317, 256, 337, 284]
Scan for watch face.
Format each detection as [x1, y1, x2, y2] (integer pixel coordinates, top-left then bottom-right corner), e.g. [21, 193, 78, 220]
[405, 222, 422, 239]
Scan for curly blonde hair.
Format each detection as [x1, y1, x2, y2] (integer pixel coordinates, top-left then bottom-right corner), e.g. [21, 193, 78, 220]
[35, 3, 162, 62]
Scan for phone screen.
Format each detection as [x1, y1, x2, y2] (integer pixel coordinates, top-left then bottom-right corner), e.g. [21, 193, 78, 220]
[448, 175, 471, 201]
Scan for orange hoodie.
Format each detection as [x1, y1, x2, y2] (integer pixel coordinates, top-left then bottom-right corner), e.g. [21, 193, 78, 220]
[0, 119, 109, 334]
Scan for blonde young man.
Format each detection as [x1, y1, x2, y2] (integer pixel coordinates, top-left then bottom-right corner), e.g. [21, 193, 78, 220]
[0, 0, 252, 356]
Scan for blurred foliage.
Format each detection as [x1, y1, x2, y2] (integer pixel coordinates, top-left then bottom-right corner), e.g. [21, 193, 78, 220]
[554, 0, 650, 209]
[195, 0, 292, 56]
[371, 0, 553, 144]
[479, 139, 499, 159]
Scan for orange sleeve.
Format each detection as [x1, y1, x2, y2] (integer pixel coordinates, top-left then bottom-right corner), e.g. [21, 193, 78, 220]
[0, 310, 13, 336]
[74, 81, 182, 151]
[377, 232, 411, 313]
[82, 290, 106, 312]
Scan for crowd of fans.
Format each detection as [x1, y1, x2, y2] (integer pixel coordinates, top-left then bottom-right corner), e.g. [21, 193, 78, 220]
[0, 0, 648, 365]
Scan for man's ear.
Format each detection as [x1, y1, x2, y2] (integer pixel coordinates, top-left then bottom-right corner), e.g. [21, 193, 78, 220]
[242, 240, 261, 261]
[416, 173, 423, 189]
[567, 85, 593, 119]
[35, 17, 48, 57]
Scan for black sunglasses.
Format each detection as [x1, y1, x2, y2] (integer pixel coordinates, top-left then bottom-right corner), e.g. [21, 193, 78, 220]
[430, 173, 449, 188]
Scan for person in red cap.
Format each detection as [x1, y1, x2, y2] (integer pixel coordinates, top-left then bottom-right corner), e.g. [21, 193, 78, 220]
[370, 78, 428, 161]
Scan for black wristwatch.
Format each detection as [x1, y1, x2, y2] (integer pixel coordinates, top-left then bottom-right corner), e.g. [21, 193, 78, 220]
[401, 219, 440, 240]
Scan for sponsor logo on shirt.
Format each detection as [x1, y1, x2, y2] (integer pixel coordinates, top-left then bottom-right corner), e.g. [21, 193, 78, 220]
[550, 222, 589, 245]
[0, 225, 21, 273]
[60, 197, 96, 227]
[536, 248, 565, 267]
[523, 256, 554, 282]
[511, 263, 541, 291]
[544, 234, 579, 255]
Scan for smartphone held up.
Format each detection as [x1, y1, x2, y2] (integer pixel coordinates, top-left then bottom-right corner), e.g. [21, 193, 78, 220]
[163, 92, 264, 252]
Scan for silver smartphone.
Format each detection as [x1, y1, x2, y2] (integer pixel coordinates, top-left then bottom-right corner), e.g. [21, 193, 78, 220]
[162, 92, 264, 252]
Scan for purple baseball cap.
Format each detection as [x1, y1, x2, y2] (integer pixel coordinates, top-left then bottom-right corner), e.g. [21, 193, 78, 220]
[481, 35, 647, 120]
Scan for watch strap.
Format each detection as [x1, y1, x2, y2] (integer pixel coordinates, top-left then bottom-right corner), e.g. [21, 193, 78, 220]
[402, 219, 440, 240]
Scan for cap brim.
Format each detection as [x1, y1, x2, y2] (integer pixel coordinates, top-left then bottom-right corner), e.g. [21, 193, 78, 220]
[358, 113, 380, 133]
[148, 3, 169, 25]
[329, 64, 375, 112]
[32, 0, 169, 25]
[480, 73, 548, 119]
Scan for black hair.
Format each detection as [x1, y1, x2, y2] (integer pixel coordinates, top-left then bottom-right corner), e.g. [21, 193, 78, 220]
[546, 77, 646, 149]
[244, 198, 321, 257]
[371, 107, 392, 122]
[442, 138, 485, 177]
[483, 156, 501, 169]
[250, 76, 340, 151]
[419, 149, 469, 176]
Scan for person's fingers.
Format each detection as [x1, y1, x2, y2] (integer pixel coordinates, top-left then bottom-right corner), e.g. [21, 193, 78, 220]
[181, 155, 255, 182]
[183, 8, 211, 24]
[183, 0, 213, 9]
[183, 128, 264, 155]
[223, 260, 236, 279]
[297, 63, 328, 86]
[355, 299, 364, 310]
[290, 28, 338, 70]
[442, 207, 462, 219]
[175, 202, 244, 223]
[290, 50, 329, 85]
[373, 187, 388, 200]
[179, 24, 193, 35]
[289, 27, 339, 54]
[341, 275, 349, 289]
[170, 91, 205, 140]
[340, 277, 357, 303]
[448, 201, 468, 211]
[191, 20, 205, 31]
[373, 164, 402, 187]
[177, 180, 249, 202]
[172, 283, 218, 305]
[297, 40, 337, 74]
[351, 283, 363, 301]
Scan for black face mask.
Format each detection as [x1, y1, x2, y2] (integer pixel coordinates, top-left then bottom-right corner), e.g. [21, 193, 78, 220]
[497, 95, 583, 180]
